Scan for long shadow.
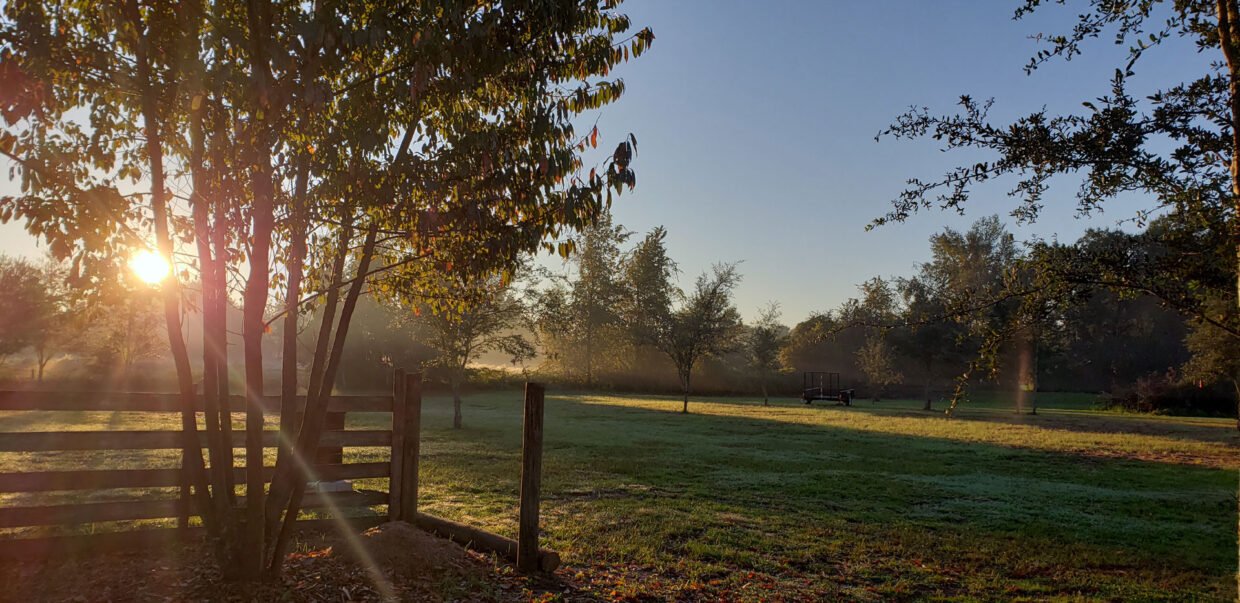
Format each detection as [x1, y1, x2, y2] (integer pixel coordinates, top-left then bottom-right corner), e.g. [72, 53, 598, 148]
[2, 390, 1233, 597]
[406, 390, 1236, 588]
[827, 400, 1240, 446]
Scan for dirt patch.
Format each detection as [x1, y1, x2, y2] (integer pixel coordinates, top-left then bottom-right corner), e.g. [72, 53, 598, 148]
[0, 522, 587, 602]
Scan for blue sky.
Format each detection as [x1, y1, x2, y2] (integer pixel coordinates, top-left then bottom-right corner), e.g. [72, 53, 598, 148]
[0, 1, 1210, 325]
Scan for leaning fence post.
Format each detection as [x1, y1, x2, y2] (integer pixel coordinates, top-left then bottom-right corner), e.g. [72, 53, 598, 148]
[388, 368, 406, 522]
[517, 382, 545, 573]
[398, 372, 422, 522]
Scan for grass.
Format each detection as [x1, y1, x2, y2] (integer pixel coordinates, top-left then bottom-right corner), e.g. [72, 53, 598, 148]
[1, 391, 1237, 600]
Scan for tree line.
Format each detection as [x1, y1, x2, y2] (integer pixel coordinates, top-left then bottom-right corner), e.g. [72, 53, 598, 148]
[4, 208, 1236, 420]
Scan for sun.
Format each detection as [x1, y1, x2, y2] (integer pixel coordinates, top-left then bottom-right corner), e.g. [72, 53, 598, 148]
[130, 249, 170, 285]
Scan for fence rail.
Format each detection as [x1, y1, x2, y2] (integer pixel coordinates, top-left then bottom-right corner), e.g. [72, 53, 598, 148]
[0, 372, 419, 557]
[0, 391, 395, 413]
[0, 372, 556, 573]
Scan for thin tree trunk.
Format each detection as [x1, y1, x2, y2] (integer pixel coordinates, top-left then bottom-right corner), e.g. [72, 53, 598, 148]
[268, 128, 410, 571]
[1232, 377, 1238, 432]
[452, 371, 463, 429]
[211, 201, 235, 503]
[263, 211, 351, 562]
[269, 223, 378, 569]
[266, 161, 308, 571]
[126, 0, 215, 542]
[681, 371, 690, 413]
[189, 78, 238, 567]
[761, 379, 768, 406]
[1016, 327, 1035, 415]
[585, 327, 593, 388]
[240, 0, 279, 577]
[923, 381, 932, 411]
[1215, 0, 1240, 326]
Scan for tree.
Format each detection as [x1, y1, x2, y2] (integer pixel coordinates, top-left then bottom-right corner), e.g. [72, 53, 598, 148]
[656, 263, 743, 413]
[531, 211, 631, 385]
[848, 277, 904, 401]
[82, 285, 165, 377]
[570, 211, 631, 385]
[402, 273, 534, 429]
[616, 225, 678, 382]
[875, 1, 1239, 343]
[746, 302, 787, 405]
[890, 276, 968, 410]
[1, 0, 651, 578]
[1181, 298, 1240, 430]
[856, 335, 902, 402]
[0, 255, 48, 368]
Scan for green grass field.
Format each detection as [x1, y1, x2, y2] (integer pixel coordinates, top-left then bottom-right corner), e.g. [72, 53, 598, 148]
[2, 391, 1237, 600]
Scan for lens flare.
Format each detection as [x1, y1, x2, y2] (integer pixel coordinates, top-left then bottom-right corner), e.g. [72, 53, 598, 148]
[130, 249, 170, 284]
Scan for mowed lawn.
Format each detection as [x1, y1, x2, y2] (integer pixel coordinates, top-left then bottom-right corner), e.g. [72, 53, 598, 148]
[1, 391, 1237, 600]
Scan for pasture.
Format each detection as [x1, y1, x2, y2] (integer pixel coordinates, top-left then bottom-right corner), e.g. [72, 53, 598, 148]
[1, 391, 1236, 600]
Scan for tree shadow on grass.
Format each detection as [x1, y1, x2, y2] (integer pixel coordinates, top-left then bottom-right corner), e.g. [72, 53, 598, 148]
[408, 391, 1236, 599]
[829, 401, 1240, 446]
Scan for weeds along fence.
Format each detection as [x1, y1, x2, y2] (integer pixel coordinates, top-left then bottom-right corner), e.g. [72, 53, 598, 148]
[0, 370, 422, 557]
[0, 371, 558, 571]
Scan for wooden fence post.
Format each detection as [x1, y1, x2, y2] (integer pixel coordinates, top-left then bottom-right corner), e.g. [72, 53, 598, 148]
[517, 382, 545, 573]
[388, 368, 406, 522]
[399, 372, 422, 522]
[315, 412, 345, 465]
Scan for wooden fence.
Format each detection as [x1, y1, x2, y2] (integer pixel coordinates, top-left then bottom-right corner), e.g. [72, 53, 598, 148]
[0, 371, 556, 571]
[0, 370, 419, 558]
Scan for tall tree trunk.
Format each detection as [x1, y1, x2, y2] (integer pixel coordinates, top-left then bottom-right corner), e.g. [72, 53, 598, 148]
[189, 79, 239, 569]
[263, 210, 350, 567]
[761, 378, 768, 406]
[681, 370, 690, 413]
[211, 201, 235, 502]
[585, 327, 593, 388]
[126, 0, 215, 541]
[265, 160, 308, 573]
[1016, 327, 1036, 415]
[268, 223, 378, 570]
[1215, 0, 1240, 315]
[1231, 377, 1238, 432]
[240, 0, 279, 578]
[923, 381, 932, 411]
[451, 371, 463, 429]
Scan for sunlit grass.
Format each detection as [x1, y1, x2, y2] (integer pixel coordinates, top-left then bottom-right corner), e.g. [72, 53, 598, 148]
[1, 391, 1236, 599]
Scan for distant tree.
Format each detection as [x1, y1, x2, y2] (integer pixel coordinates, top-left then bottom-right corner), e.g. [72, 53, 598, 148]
[530, 284, 577, 377]
[0, 256, 50, 368]
[533, 212, 631, 385]
[569, 212, 631, 386]
[747, 302, 788, 405]
[856, 335, 902, 402]
[83, 287, 166, 376]
[331, 296, 436, 392]
[619, 226, 677, 347]
[890, 276, 967, 410]
[29, 258, 97, 382]
[782, 311, 852, 379]
[851, 278, 903, 401]
[1181, 298, 1240, 430]
[656, 263, 743, 413]
[405, 273, 534, 428]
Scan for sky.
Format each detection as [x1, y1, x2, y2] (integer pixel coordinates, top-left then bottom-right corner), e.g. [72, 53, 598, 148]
[0, 1, 1212, 325]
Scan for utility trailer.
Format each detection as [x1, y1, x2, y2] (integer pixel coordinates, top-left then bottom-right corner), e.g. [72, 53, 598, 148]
[801, 371, 854, 406]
